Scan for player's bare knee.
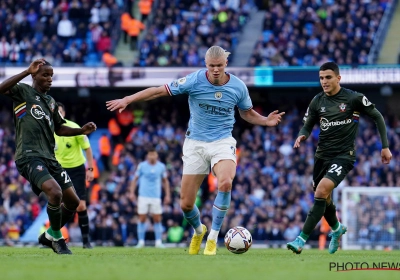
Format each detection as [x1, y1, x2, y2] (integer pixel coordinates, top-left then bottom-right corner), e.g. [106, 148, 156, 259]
[314, 188, 330, 199]
[70, 197, 80, 209]
[180, 201, 193, 212]
[76, 201, 86, 212]
[46, 188, 63, 204]
[217, 177, 232, 192]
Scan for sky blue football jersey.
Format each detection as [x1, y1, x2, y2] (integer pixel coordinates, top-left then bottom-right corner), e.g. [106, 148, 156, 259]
[135, 161, 167, 198]
[165, 69, 253, 142]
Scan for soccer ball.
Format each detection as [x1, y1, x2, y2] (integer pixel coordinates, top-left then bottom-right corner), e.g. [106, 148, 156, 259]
[224, 226, 252, 254]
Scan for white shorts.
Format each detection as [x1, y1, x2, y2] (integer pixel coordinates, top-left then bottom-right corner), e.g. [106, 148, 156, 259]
[182, 137, 237, 175]
[137, 197, 162, 215]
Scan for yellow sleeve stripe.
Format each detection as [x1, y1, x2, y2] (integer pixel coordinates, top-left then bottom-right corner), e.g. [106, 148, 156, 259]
[14, 102, 27, 111]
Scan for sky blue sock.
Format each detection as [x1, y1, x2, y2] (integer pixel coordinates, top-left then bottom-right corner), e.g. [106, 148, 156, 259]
[137, 222, 146, 242]
[212, 191, 231, 231]
[154, 223, 162, 241]
[183, 205, 201, 229]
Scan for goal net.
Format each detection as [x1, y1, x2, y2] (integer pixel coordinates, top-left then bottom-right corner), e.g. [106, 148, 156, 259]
[341, 187, 400, 250]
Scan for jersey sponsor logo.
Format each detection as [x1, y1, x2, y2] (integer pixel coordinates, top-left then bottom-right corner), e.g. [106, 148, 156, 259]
[339, 103, 347, 112]
[36, 165, 43, 171]
[31, 104, 51, 125]
[215, 92, 222, 100]
[171, 80, 178, 87]
[320, 107, 326, 112]
[50, 102, 55, 112]
[35, 96, 40, 101]
[178, 77, 186, 84]
[198, 103, 233, 115]
[320, 117, 352, 131]
[362, 96, 372, 106]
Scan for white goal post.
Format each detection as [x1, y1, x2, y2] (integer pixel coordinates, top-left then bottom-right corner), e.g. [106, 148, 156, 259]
[341, 187, 400, 250]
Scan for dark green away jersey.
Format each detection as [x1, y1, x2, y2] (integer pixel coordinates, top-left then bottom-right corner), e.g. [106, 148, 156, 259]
[300, 87, 388, 159]
[9, 83, 65, 160]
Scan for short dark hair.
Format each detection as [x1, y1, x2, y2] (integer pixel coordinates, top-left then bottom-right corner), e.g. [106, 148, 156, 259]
[320, 62, 340, 75]
[57, 102, 65, 112]
[42, 60, 52, 67]
[147, 147, 157, 153]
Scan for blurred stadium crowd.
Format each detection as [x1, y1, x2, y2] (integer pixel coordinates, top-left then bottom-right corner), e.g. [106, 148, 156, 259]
[249, 0, 389, 67]
[0, 102, 399, 246]
[135, 0, 254, 67]
[0, 0, 393, 67]
[0, 0, 122, 66]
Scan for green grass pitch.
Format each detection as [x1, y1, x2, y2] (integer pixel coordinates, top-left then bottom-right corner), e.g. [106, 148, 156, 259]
[1, 247, 400, 280]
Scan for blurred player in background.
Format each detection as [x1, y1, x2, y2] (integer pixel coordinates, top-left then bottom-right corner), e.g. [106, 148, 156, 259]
[106, 46, 284, 255]
[129, 148, 171, 248]
[0, 59, 96, 254]
[287, 62, 392, 254]
[54, 102, 95, 249]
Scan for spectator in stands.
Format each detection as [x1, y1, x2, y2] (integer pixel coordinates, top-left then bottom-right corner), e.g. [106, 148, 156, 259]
[249, 0, 387, 66]
[138, 0, 152, 23]
[57, 14, 75, 45]
[137, 0, 254, 66]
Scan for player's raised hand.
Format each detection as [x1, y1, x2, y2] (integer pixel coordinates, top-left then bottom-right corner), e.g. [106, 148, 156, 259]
[27, 59, 46, 74]
[381, 148, 392, 164]
[106, 97, 128, 113]
[265, 110, 285, 126]
[293, 135, 306, 148]
[81, 122, 97, 135]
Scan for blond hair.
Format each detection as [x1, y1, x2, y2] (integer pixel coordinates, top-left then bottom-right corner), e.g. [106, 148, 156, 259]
[205, 46, 231, 60]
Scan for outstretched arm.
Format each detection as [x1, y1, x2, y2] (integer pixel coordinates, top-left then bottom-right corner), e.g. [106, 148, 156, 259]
[365, 108, 392, 164]
[56, 122, 97, 136]
[0, 59, 45, 95]
[106, 85, 169, 113]
[239, 109, 285, 127]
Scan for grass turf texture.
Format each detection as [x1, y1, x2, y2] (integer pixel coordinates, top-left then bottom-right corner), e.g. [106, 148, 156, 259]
[1, 247, 400, 280]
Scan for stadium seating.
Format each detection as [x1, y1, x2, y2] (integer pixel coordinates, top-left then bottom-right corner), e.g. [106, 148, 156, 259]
[0, 0, 121, 66]
[136, 0, 254, 67]
[249, 0, 388, 66]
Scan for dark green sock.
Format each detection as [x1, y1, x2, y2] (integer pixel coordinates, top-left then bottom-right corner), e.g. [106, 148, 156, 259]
[301, 198, 327, 240]
[60, 203, 76, 227]
[46, 202, 62, 239]
[324, 202, 340, 230]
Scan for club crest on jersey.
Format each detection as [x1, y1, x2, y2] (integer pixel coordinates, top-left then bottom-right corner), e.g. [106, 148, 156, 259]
[36, 165, 43, 171]
[50, 102, 55, 112]
[339, 103, 347, 112]
[215, 92, 222, 100]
